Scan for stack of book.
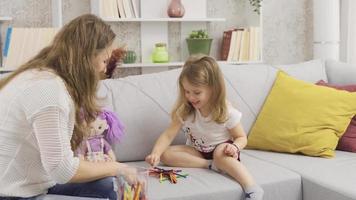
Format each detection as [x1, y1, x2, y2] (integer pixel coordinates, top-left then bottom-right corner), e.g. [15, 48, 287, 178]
[220, 27, 260, 62]
[2, 27, 58, 69]
[91, 0, 139, 19]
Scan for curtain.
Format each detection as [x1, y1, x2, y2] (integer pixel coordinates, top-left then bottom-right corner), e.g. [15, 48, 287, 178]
[340, 0, 356, 64]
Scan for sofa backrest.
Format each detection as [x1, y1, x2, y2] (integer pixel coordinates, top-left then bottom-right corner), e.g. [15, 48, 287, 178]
[325, 59, 356, 84]
[98, 59, 328, 162]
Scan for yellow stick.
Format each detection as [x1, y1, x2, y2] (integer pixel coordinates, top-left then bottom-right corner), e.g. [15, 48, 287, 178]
[134, 183, 142, 200]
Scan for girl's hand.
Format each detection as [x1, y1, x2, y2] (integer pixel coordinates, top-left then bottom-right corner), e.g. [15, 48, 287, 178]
[145, 153, 160, 166]
[224, 143, 239, 159]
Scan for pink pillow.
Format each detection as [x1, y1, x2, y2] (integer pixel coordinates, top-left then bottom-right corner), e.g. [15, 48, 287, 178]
[316, 80, 356, 152]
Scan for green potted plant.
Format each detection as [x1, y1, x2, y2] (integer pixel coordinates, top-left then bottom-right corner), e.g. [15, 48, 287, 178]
[186, 29, 213, 56]
[248, 0, 262, 15]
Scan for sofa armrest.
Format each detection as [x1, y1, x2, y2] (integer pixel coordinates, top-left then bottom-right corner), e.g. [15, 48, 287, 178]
[325, 60, 356, 84]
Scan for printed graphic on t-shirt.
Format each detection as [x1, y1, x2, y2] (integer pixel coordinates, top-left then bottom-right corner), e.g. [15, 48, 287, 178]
[184, 126, 215, 153]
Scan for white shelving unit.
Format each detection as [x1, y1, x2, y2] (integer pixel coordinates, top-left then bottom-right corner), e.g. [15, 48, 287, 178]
[91, 0, 227, 73]
[0, 16, 13, 70]
[101, 18, 225, 22]
[122, 60, 263, 68]
[122, 62, 183, 68]
[0, 17, 12, 21]
[0, 0, 60, 72]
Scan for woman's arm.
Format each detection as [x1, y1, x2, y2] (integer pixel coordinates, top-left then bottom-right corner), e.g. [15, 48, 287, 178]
[32, 106, 132, 184]
[69, 160, 131, 183]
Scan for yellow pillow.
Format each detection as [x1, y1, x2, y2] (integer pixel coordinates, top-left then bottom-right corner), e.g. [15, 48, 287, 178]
[247, 71, 356, 158]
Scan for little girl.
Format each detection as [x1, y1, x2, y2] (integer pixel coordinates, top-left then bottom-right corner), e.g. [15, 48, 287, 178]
[146, 55, 264, 200]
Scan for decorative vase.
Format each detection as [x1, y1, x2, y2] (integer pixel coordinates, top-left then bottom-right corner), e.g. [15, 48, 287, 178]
[123, 50, 137, 64]
[152, 43, 169, 63]
[167, 0, 185, 18]
[186, 38, 213, 56]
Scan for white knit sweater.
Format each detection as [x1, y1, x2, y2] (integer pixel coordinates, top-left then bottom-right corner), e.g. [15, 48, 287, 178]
[0, 69, 79, 197]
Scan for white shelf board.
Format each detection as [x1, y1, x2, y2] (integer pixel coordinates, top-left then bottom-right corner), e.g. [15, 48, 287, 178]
[221, 60, 264, 65]
[0, 16, 12, 21]
[1, 60, 264, 71]
[102, 17, 226, 22]
[0, 67, 14, 73]
[122, 62, 184, 68]
[120, 60, 263, 68]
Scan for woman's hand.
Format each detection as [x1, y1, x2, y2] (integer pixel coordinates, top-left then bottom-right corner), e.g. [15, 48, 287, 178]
[117, 163, 138, 185]
[145, 153, 160, 166]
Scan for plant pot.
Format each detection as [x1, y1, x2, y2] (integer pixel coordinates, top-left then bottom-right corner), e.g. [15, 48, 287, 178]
[123, 50, 137, 64]
[186, 38, 213, 56]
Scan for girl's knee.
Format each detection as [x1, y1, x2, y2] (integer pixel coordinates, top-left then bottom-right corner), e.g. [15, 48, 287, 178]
[161, 148, 173, 163]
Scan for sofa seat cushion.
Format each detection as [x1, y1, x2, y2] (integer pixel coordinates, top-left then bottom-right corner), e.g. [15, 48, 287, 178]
[244, 149, 356, 200]
[126, 153, 301, 200]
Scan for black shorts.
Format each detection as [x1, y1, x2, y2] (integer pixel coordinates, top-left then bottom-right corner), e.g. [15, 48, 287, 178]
[198, 140, 241, 161]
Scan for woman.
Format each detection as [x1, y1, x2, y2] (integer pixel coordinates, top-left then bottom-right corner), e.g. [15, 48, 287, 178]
[0, 14, 133, 199]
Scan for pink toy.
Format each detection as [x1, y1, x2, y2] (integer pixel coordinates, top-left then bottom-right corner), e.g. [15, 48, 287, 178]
[76, 109, 124, 162]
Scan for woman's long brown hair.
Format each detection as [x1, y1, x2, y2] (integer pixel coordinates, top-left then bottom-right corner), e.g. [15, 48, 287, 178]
[0, 14, 116, 150]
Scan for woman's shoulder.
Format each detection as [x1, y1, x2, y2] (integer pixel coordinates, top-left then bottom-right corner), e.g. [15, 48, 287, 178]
[21, 69, 66, 91]
[17, 69, 72, 106]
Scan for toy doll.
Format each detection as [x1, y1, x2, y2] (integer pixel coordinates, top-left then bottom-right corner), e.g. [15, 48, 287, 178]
[76, 109, 124, 162]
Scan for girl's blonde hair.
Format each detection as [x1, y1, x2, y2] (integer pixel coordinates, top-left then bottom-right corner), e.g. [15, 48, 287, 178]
[0, 14, 116, 150]
[171, 54, 228, 123]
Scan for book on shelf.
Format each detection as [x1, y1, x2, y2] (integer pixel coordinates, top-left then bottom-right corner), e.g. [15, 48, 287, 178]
[130, 0, 139, 18]
[221, 27, 260, 62]
[100, 0, 119, 18]
[231, 29, 243, 61]
[117, 0, 126, 18]
[3, 28, 58, 70]
[226, 30, 237, 61]
[238, 28, 250, 62]
[220, 29, 237, 61]
[91, 0, 139, 19]
[122, 0, 133, 18]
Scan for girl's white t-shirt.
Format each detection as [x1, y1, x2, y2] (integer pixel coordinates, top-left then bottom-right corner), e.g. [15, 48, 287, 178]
[181, 105, 242, 153]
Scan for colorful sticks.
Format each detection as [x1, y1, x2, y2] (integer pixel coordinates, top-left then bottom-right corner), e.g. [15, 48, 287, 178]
[149, 167, 188, 184]
[118, 176, 148, 200]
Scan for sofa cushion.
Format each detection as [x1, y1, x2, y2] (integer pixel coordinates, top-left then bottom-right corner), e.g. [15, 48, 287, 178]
[99, 69, 186, 162]
[126, 153, 301, 200]
[276, 59, 328, 83]
[316, 80, 356, 152]
[244, 150, 356, 200]
[220, 59, 327, 134]
[247, 71, 356, 158]
[325, 60, 356, 85]
[221, 64, 279, 134]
